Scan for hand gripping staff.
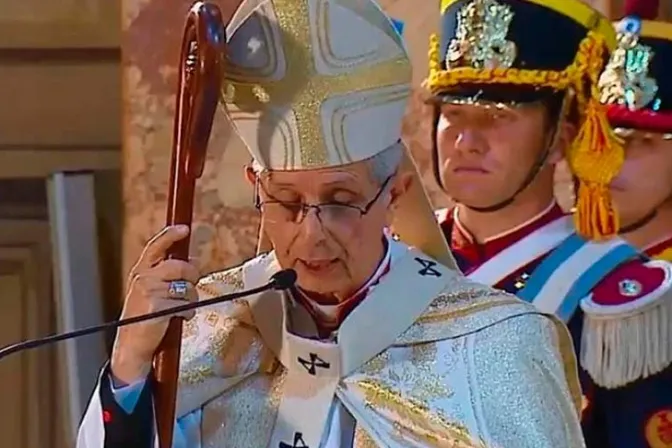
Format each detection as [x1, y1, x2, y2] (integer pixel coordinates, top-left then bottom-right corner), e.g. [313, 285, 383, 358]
[152, 3, 225, 447]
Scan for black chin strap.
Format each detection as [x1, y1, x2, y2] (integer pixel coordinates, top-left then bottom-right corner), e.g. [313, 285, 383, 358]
[431, 108, 558, 213]
[618, 210, 658, 234]
[467, 144, 552, 212]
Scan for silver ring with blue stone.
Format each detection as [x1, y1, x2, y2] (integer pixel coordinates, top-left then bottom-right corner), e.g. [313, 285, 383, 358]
[168, 280, 189, 299]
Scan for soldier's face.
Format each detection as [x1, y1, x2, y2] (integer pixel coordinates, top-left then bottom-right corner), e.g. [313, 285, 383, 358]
[609, 131, 672, 224]
[435, 102, 561, 208]
[250, 162, 401, 300]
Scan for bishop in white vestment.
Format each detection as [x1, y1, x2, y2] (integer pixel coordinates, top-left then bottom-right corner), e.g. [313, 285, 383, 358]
[77, 0, 586, 446]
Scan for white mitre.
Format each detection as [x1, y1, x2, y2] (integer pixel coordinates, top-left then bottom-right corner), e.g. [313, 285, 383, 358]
[221, 0, 457, 270]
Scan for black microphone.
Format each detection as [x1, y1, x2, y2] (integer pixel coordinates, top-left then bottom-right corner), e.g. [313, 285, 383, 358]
[0, 268, 297, 361]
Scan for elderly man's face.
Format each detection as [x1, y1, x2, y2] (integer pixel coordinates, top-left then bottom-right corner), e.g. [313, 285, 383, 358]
[248, 161, 403, 299]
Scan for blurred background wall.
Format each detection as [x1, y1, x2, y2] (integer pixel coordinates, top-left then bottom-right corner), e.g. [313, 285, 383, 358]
[0, 1, 121, 446]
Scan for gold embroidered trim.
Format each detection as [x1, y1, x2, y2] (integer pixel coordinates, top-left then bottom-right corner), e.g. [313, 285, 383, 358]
[197, 266, 245, 297]
[418, 288, 519, 323]
[426, 31, 606, 94]
[357, 379, 483, 447]
[548, 316, 583, 415]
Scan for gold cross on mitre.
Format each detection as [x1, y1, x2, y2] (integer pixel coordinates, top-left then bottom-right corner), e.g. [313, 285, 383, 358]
[221, 0, 412, 170]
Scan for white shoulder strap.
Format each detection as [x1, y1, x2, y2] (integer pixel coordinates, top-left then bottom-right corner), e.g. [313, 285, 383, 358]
[467, 216, 574, 286]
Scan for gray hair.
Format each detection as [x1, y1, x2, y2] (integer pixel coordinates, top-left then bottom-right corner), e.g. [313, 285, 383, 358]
[251, 142, 404, 185]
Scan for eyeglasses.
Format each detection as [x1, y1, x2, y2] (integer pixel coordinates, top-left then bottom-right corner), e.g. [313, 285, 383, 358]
[254, 175, 393, 231]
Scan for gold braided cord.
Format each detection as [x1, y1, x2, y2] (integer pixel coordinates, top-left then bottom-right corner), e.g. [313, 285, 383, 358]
[426, 31, 624, 240]
[427, 31, 597, 97]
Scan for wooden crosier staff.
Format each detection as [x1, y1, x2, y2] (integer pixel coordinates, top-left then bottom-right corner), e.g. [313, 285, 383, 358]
[151, 3, 225, 447]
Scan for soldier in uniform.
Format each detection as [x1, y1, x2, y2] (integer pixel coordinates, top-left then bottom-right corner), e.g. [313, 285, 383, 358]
[595, 0, 672, 446]
[427, 0, 672, 446]
[75, 0, 585, 447]
[602, 0, 672, 263]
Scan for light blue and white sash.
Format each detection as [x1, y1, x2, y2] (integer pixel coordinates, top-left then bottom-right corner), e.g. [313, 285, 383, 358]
[467, 216, 575, 286]
[466, 215, 640, 322]
[516, 235, 640, 321]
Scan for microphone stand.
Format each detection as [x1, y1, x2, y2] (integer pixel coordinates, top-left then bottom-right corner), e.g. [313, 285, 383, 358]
[0, 269, 296, 361]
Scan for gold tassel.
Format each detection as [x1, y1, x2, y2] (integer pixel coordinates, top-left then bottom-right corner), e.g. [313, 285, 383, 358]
[567, 32, 624, 240]
[568, 98, 623, 240]
[573, 182, 618, 240]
